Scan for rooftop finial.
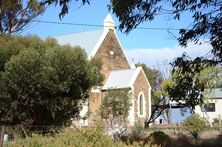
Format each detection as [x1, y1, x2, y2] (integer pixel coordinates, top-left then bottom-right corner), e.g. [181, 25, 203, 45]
[103, 13, 115, 31]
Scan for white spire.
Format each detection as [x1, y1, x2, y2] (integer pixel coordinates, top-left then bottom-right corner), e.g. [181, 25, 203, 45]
[103, 13, 115, 31]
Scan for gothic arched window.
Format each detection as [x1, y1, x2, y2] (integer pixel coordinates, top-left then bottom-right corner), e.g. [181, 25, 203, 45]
[138, 91, 145, 117]
[139, 94, 143, 115]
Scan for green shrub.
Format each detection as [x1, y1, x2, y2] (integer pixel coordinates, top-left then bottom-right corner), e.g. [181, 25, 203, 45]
[213, 118, 220, 126]
[148, 131, 170, 147]
[117, 123, 150, 146]
[6, 121, 154, 147]
[182, 114, 207, 141]
[131, 122, 145, 138]
[7, 121, 113, 147]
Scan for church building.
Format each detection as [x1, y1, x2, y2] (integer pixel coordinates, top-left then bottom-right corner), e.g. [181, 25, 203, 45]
[55, 14, 151, 126]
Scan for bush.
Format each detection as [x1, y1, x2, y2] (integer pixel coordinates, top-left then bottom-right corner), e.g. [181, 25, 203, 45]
[182, 114, 207, 141]
[148, 131, 170, 147]
[212, 118, 221, 126]
[131, 123, 145, 139]
[170, 134, 194, 147]
[6, 126, 148, 147]
[7, 127, 112, 147]
[6, 121, 154, 147]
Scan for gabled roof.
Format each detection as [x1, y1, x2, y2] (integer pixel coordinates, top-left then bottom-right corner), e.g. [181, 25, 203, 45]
[54, 14, 122, 59]
[206, 88, 222, 99]
[102, 67, 144, 90]
[54, 29, 104, 55]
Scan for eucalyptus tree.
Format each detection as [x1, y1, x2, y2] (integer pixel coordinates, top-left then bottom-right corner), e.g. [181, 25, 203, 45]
[0, 0, 45, 35]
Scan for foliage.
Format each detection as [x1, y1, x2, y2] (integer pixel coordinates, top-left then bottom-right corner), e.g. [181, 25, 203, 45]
[212, 118, 219, 126]
[0, 35, 57, 72]
[169, 61, 222, 109]
[7, 123, 113, 147]
[100, 89, 132, 127]
[182, 114, 207, 141]
[55, 120, 112, 147]
[170, 134, 194, 147]
[0, 0, 44, 35]
[199, 66, 222, 88]
[110, 0, 222, 59]
[109, 0, 222, 109]
[0, 36, 103, 132]
[40, 0, 91, 18]
[6, 122, 148, 147]
[153, 80, 175, 101]
[131, 122, 145, 139]
[149, 131, 170, 147]
[147, 79, 175, 125]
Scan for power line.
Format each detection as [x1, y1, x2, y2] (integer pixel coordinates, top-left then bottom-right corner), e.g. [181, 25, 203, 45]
[33, 20, 183, 31]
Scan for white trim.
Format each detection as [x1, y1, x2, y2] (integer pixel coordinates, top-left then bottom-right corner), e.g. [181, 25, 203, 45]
[79, 100, 89, 126]
[128, 66, 151, 88]
[88, 29, 109, 59]
[148, 87, 152, 119]
[128, 87, 135, 126]
[137, 91, 146, 117]
[91, 86, 100, 93]
[129, 67, 141, 87]
[129, 66, 151, 88]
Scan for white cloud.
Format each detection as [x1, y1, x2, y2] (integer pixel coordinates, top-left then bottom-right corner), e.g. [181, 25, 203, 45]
[125, 42, 212, 69]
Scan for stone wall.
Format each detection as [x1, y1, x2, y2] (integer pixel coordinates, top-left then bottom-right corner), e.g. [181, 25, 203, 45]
[94, 29, 130, 81]
[88, 29, 131, 125]
[88, 91, 102, 126]
[133, 70, 150, 124]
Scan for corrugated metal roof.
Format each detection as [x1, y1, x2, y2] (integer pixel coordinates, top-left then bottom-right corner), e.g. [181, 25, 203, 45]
[206, 88, 222, 99]
[102, 68, 139, 90]
[54, 29, 104, 55]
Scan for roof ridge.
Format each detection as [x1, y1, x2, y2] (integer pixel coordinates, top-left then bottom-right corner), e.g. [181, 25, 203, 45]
[111, 68, 137, 72]
[54, 29, 103, 37]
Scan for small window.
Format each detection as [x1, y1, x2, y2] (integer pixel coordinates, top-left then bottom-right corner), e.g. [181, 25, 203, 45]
[204, 103, 215, 112]
[91, 86, 100, 93]
[110, 50, 114, 55]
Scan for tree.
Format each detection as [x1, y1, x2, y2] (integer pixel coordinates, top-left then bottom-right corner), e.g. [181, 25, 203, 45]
[0, 36, 103, 132]
[199, 66, 222, 88]
[108, 0, 222, 110]
[0, 0, 44, 35]
[99, 89, 132, 127]
[146, 80, 175, 126]
[183, 114, 207, 141]
[40, 0, 90, 18]
[169, 57, 222, 109]
[109, 0, 222, 57]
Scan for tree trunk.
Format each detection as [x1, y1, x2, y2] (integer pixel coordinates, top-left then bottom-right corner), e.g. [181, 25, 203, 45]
[0, 126, 6, 147]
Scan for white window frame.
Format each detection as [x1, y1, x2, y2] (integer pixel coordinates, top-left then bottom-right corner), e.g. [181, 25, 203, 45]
[137, 91, 146, 117]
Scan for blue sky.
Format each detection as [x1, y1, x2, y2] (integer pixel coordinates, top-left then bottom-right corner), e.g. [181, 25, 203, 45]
[22, 0, 188, 49]
[21, 0, 211, 68]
